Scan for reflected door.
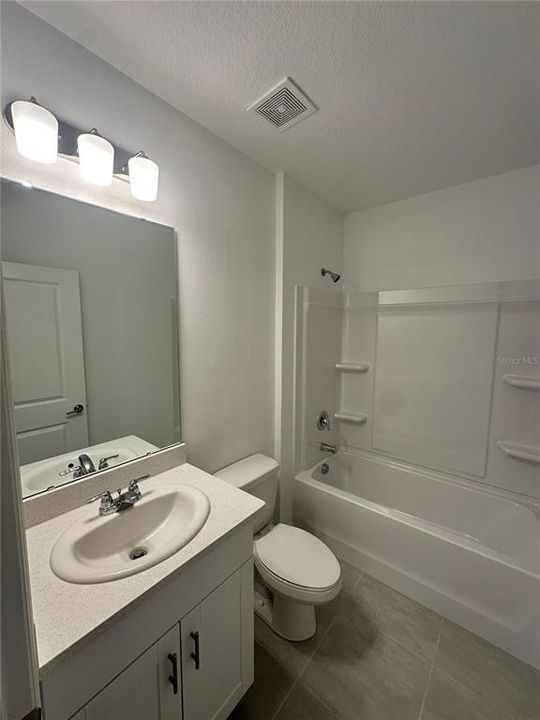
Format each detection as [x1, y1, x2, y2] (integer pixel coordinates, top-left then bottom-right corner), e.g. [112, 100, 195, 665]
[2, 261, 88, 465]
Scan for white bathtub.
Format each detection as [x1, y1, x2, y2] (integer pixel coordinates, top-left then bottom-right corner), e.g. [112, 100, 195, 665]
[295, 451, 540, 668]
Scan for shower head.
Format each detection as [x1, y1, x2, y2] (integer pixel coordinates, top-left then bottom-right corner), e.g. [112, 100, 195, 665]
[321, 267, 341, 283]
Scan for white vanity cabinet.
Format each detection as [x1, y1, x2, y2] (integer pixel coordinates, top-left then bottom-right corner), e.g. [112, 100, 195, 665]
[66, 564, 253, 720]
[72, 626, 181, 720]
[30, 467, 263, 720]
[68, 564, 252, 720]
[180, 567, 249, 720]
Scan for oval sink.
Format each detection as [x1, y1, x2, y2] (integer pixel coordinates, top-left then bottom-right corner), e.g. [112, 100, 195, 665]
[50, 485, 210, 584]
[22, 447, 136, 496]
[20, 435, 159, 496]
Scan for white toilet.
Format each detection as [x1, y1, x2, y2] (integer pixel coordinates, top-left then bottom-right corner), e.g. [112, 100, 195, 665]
[215, 453, 341, 641]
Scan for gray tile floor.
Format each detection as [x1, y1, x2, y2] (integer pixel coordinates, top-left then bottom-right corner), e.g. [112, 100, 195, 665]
[229, 562, 540, 720]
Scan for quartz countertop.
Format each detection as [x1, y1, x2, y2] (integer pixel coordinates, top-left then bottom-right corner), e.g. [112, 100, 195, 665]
[25, 462, 263, 673]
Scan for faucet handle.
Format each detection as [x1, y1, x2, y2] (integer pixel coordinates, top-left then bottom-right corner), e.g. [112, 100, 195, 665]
[98, 454, 120, 470]
[128, 474, 151, 493]
[86, 490, 114, 507]
[317, 410, 331, 431]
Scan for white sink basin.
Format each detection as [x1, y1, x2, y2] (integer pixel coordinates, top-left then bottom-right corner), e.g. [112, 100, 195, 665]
[22, 447, 136, 496]
[50, 485, 210, 584]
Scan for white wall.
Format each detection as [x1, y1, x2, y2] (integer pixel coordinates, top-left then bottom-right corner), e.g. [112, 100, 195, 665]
[344, 165, 540, 291]
[1, 3, 275, 473]
[275, 173, 343, 519]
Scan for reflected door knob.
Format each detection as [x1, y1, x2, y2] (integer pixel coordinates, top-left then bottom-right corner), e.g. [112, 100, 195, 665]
[66, 403, 84, 416]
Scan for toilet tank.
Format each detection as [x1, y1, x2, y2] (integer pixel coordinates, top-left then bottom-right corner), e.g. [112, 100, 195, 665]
[214, 454, 279, 533]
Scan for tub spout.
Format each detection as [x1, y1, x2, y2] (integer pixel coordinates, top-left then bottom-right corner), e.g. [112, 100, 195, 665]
[320, 442, 337, 454]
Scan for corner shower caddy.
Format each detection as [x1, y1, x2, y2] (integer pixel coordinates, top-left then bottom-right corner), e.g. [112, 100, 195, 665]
[334, 362, 370, 423]
[497, 441, 540, 464]
[333, 411, 368, 424]
[502, 374, 540, 391]
[497, 372, 540, 464]
[335, 362, 370, 373]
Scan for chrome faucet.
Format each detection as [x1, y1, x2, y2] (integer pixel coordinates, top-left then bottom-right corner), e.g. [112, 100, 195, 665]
[60, 453, 120, 478]
[73, 454, 96, 478]
[86, 475, 150, 516]
[320, 442, 337, 455]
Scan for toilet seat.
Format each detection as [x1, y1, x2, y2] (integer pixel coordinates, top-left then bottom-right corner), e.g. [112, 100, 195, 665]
[255, 558, 341, 604]
[254, 524, 341, 603]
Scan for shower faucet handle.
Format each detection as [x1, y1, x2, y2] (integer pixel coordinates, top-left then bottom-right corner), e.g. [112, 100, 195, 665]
[317, 410, 331, 431]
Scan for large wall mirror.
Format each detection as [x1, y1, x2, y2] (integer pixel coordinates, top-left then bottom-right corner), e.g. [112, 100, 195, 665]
[1, 179, 180, 499]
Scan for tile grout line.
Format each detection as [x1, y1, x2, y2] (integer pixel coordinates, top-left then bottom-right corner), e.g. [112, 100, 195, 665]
[427, 616, 516, 716]
[267, 565, 361, 720]
[269, 614, 341, 720]
[269, 675, 301, 720]
[428, 663, 515, 720]
[267, 642, 316, 720]
[417, 619, 443, 720]
[341, 587, 439, 668]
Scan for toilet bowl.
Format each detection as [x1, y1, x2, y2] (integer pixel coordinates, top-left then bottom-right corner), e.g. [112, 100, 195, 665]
[254, 522, 341, 640]
[215, 454, 341, 641]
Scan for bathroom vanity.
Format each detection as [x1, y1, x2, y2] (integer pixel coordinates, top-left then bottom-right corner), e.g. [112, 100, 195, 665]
[24, 462, 263, 720]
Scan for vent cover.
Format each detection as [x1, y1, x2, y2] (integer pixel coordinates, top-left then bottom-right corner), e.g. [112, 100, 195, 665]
[248, 78, 317, 132]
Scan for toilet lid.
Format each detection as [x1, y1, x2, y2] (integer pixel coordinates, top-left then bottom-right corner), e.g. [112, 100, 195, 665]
[254, 524, 341, 590]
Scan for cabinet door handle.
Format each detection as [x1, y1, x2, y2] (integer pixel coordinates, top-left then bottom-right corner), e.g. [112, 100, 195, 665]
[190, 631, 200, 670]
[167, 652, 179, 694]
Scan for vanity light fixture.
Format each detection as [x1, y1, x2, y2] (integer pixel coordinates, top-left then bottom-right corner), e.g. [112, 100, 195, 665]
[4, 98, 160, 201]
[77, 129, 114, 186]
[10, 97, 58, 164]
[128, 151, 159, 202]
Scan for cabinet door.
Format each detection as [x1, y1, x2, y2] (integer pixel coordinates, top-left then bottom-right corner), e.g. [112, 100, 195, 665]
[181, 564, 253, 720]
[82, 625, 182, 720]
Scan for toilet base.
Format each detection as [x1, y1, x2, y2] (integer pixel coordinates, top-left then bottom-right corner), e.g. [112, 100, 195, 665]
[254, 583, 317, 642]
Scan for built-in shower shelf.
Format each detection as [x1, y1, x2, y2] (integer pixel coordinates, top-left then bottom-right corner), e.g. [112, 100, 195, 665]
[334, 411, 368, 424]
[497, 441, 540, 464]
[503, 374, 540, 391]
[335, 362, 370, 373]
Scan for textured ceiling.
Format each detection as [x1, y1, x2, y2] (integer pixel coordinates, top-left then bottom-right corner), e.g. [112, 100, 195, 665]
[20, 1, 540, 211]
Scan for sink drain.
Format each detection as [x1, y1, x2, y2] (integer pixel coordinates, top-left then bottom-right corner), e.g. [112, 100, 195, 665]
[129, 546, 148, 560]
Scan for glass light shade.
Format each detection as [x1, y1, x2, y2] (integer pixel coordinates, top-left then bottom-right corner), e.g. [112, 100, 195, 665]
[77, 132, 114, 186]
[128, 155, 159, 201]
[11, 100, 58, 164]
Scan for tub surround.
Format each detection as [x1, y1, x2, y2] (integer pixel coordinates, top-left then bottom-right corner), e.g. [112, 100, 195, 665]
[25, 461, 263, 719]
[296, 281, 540, 500]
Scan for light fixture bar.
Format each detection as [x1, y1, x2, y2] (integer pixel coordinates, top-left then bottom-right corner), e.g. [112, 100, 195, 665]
[4, 98, 160, 200]
[4, 99, 138, 178]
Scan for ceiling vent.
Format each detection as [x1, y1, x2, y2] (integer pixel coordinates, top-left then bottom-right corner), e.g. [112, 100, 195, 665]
[247, 78, 317, 132]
